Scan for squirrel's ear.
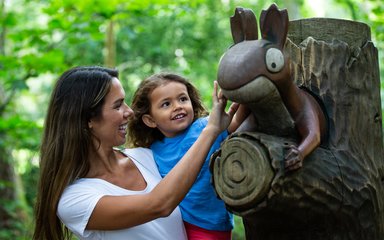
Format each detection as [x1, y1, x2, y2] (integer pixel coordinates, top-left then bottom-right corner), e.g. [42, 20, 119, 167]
[230, 7, 258, 44]
[260, 4, 289, 49]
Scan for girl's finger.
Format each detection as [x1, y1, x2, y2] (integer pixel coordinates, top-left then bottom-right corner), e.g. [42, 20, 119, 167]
[227, 102, 240, 119]
[212, 81, 219, 102]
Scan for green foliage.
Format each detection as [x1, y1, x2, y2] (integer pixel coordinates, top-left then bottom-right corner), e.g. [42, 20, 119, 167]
[0, 191, 33, 239]
[233, 215, 246, 239]
[21, 165, 40, 212]
[0, 115, 41, 149]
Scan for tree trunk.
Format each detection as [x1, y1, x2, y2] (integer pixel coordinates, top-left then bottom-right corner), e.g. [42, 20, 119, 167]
[0, 141, 16, 229]
[211, 18, 384, 240]
[104, 20, 116, 68]
[0, 1, 32, 237]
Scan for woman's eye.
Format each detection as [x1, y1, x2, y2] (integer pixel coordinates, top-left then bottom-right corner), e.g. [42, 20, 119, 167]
[265, 48, 284, 73]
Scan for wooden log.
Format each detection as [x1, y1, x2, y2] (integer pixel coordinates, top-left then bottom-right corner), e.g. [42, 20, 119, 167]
[211, 17, 384, 240]
[211, 132, 276, 214]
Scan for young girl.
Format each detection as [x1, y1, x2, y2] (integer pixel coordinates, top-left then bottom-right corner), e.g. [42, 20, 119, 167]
[128, 73, 248, 239]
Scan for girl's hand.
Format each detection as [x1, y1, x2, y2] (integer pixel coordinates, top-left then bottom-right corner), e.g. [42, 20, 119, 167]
[207, 81, 239, 135]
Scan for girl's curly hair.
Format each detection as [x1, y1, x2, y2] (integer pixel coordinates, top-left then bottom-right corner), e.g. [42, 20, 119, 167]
[127, 73, 208, 148]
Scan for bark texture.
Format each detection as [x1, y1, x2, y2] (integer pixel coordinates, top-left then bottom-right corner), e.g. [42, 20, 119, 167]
[211, 18, 384, 240]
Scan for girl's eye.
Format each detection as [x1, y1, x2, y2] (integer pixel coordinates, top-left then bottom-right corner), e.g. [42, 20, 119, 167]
[265, 48, 284, 73]
[161, 102, 170, 108]
[180, 96, 188, 102]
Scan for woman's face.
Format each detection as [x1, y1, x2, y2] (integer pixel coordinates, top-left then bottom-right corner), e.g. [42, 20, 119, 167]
[89, 78, 133, 148]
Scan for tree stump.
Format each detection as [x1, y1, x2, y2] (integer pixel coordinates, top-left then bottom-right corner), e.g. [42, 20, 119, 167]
[211, 17, 384, 240]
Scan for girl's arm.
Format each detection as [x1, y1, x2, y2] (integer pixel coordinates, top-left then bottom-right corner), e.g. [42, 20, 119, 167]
[86, 81, 239, 230]
[227, 103, 251, 133]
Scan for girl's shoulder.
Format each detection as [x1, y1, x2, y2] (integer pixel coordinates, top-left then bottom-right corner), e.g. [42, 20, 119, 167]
[193, 116, 209, 127]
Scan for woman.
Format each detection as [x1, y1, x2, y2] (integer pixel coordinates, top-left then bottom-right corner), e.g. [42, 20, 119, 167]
[33, 66, 238, 240]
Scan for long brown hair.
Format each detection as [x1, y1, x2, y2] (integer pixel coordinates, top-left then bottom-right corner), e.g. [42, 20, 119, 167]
[127, 73, 207, 148]
[33, 66, 118, 240]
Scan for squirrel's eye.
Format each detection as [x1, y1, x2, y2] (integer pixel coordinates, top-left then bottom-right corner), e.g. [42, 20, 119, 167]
[265, 48, 284, 73]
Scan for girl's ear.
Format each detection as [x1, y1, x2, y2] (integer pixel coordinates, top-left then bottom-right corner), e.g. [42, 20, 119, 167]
[142, 114, 157, 128]
[88, 120, 93, 129]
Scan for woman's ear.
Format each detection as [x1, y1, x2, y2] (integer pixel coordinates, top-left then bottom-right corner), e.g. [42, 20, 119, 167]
[142, 114, 157, 128]
[88, 120, 93, 129]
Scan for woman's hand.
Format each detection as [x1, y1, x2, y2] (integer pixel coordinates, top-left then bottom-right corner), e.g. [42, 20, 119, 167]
[207, 81, 239, 135]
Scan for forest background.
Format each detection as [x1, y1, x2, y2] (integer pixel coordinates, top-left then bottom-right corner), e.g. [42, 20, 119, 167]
[0, 0, 383, 239]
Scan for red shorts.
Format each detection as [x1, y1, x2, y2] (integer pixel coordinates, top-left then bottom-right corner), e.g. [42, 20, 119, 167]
[184, 221, 232, 240]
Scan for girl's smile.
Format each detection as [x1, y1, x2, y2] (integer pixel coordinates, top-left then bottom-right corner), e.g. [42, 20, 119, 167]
[142, 81, 195, 138]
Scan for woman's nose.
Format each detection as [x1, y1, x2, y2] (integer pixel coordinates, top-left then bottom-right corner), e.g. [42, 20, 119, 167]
[124, 105, 134, 118]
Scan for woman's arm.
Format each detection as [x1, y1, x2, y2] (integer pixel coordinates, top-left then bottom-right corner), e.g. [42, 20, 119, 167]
[86, 81, 239, 230]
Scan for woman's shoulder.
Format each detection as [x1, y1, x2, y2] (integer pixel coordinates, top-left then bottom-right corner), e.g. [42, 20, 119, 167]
[62, 178, 108, 195]
[58, 178, 105, 222]
[121, 146, 151, 154]
[120, 147, 159, 175]
[120, 147, 153, 162]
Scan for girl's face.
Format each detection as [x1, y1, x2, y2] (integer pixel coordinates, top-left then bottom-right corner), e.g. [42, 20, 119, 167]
[89, 78, 133, 148]
[142, 81, 194, 138]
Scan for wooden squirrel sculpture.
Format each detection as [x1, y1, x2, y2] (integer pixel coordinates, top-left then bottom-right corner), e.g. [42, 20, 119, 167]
[217, 4, 328, 171]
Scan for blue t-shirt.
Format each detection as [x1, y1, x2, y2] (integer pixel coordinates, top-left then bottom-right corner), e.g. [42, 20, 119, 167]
[151, 117, 233, 231]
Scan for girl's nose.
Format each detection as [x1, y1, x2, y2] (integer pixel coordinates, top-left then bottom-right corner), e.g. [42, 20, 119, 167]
[173, 101, 182, 111]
